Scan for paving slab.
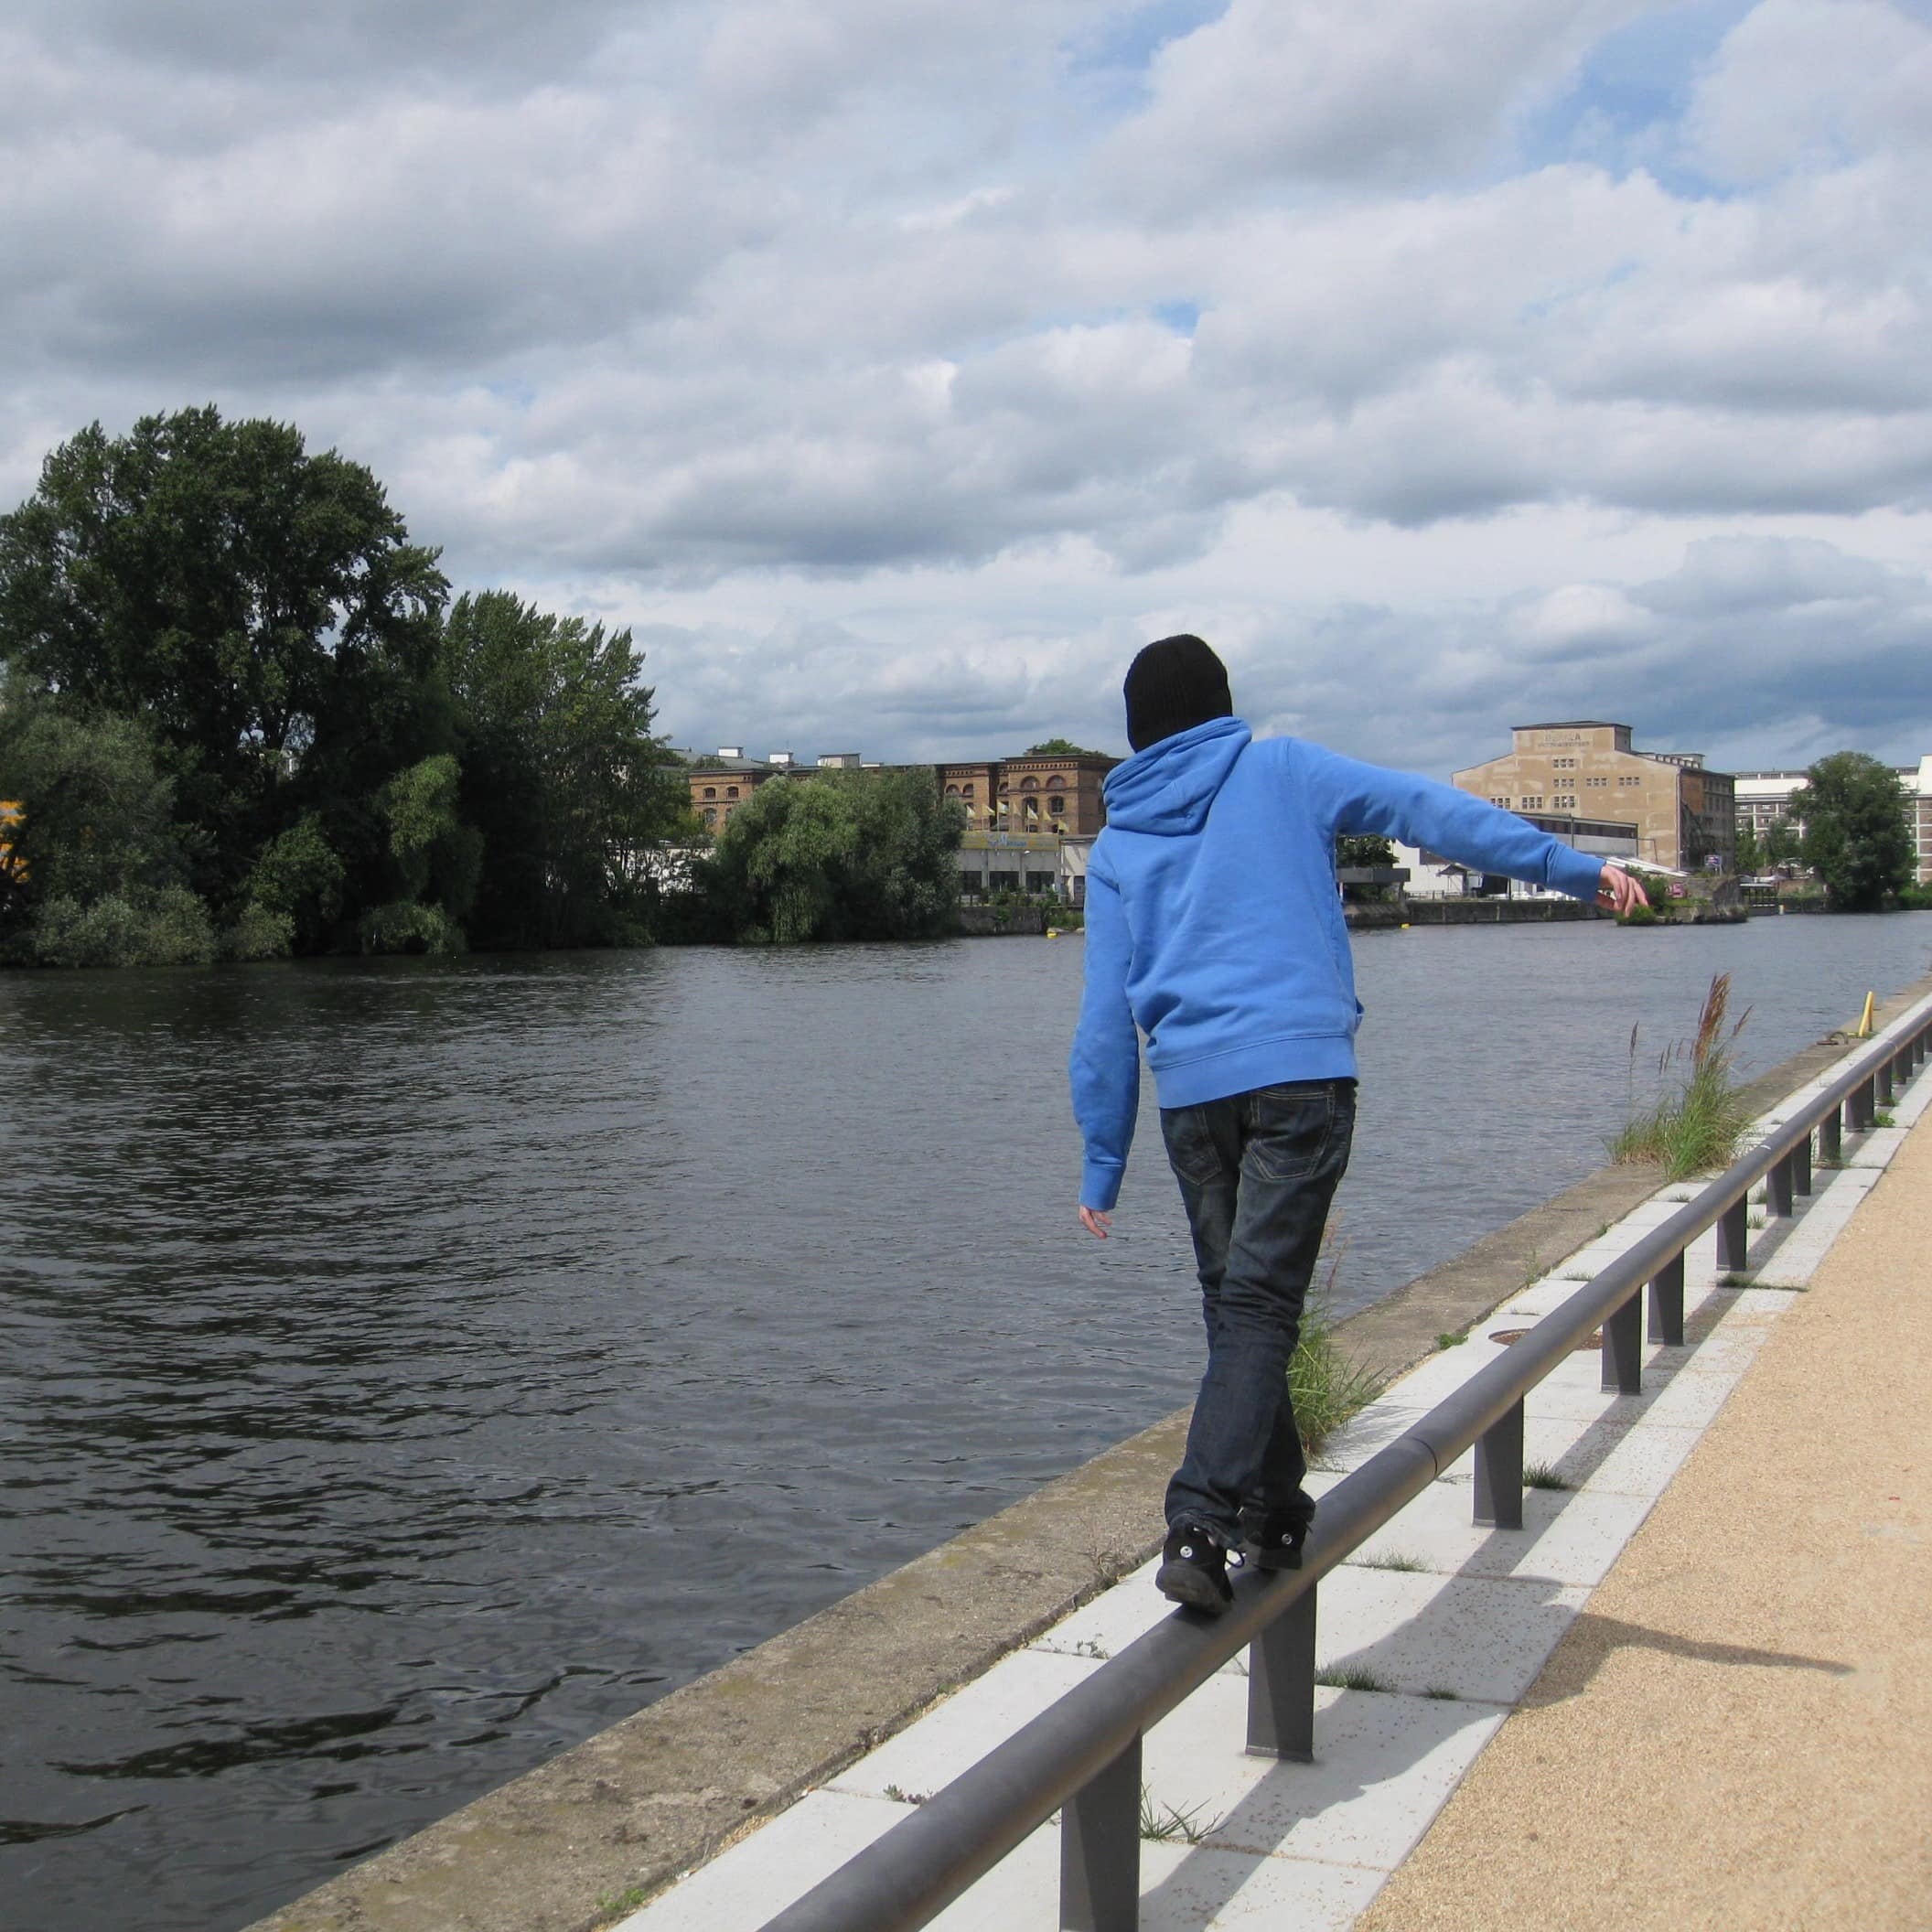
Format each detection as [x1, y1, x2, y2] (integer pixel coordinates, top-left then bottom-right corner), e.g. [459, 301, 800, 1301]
[1312, 1570, 1590, 1705]
[1347, 1480, 1657, 1588]
[1146, 1680, 1505, 1871]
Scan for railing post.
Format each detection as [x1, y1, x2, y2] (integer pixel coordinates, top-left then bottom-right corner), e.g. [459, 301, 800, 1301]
[1851, 1077, 1873, 1133]
[1794, 1132, 1813, 1197]
[1820, 1104, 1843, 1165]
[1602, 1290, 1643, 1394]
[1060, 1734, 1141, 1932]
[1474, 1397, 1524, 1530]
[1767, 1153, 1794, 1218]
[1246, 1584, 1317, 1764]
[1648, 1252, 1685, 1346]
[1877, 1057, 1895, 1107]
[1716, 1197, 1751, 1274]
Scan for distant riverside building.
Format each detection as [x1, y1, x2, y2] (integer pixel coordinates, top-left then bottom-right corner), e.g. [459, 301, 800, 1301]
[675, 746, 1122, 898]
[940, 752, 1118, 903]
[677, 746, 891, 832]
[1454, 722, 1735, 874]
[1735, 758, 1932, 884]
[1394, 810, 1639, 898]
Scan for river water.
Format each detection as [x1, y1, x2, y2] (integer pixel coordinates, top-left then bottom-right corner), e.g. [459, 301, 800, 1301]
[4, 912, 1929, 1931]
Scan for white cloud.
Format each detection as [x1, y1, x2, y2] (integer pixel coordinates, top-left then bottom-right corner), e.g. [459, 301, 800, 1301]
[2, 0, 1930, 774]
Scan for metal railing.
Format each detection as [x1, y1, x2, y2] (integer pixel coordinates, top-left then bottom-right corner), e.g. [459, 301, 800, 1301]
[759, 998, 1932, 1932]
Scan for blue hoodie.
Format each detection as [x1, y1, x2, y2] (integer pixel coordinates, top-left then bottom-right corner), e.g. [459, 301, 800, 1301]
[1069, 718, 1605, 1210]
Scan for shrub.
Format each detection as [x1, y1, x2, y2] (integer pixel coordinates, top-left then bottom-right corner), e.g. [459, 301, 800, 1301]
[358, 900, 467, 957]
[27, 886, 216, 968]
[221, 902, 295, 961]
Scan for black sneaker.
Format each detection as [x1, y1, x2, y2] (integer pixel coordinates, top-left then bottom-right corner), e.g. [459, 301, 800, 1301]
[1155, 1522, 1233, 1614]
[1238, 1506, 1313, 1572]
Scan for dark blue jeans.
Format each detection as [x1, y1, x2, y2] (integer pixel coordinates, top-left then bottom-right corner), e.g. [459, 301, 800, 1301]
[1159, 1079, 1357, 1544]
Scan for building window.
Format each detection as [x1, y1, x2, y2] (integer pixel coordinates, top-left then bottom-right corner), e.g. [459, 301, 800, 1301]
[1047, 795, 1065, 814]
[961, 783, 974, 798]
[726, 786, 739, 799]
[703, 786, 716, 799]
[1020, 777, 1038, 790]
[945, 783, 959, 795]
[702, 808, 716, 825]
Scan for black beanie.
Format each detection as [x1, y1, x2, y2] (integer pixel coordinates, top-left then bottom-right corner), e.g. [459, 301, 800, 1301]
[1122, 634, 1233, 752]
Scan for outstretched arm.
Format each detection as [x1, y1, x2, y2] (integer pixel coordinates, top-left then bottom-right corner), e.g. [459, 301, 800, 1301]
[1068, 864, 1139, 1236]
[1305, 744, 1611, 902]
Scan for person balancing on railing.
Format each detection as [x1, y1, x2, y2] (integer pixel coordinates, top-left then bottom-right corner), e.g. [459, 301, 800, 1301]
[1068, 636, 1648, 1614]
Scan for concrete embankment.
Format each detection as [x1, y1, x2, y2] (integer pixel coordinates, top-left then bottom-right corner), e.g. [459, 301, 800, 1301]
[248, 969, 1932, 1932]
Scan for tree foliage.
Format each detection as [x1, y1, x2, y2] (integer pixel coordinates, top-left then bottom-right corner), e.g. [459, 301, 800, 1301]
[1336, 833, 1396, 870]
[441, 591, 684, 949]
[699, 768, 965, 944]
[1793, 753, 1913, 911]
[0, 412, 683, 965]
[1023, 737, 1105, 757]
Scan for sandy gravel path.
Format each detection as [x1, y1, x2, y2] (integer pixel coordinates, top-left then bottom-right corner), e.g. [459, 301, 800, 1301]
[1358, 1111, 1932, 1932]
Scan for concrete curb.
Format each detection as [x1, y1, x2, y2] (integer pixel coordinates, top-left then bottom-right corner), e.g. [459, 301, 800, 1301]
[249, 967, 1932, 1932]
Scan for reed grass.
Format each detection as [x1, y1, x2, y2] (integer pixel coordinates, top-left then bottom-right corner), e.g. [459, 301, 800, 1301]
[1609, 972, 1754, 1180]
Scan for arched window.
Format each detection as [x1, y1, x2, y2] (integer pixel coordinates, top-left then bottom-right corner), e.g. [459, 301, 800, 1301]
[961, 783, 974, 798]
[1047, 776, 1066, 790]
[726, 786, 739, 799]
[703, 808, 717, 825]
[1020, 776, 1038, 790]
[945, 784, 959, 795]
[1047, 795, 1065, 815]
[703, 786, 716, 799]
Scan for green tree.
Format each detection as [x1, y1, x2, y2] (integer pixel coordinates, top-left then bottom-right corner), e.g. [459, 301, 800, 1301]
[1733, 823, 1763, 875]
[1763, 816, 1803, 867]
[1023, 737, 1106, 757]
[0, 407, 451, 930]
[1336, 833, 1396, 869]
[0, 692, 215, 965]
[700, 768, 965, 943]
[1793, 754, 1913, 910]
[441, 591, 684, 949]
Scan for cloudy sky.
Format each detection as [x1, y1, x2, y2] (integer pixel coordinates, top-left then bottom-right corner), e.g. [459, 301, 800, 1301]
[5, 0, 1930, 774]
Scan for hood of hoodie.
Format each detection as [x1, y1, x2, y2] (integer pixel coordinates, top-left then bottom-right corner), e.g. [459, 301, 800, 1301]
[1101, 715, 1251, 836]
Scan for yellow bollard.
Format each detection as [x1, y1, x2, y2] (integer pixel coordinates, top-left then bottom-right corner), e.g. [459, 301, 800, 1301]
[1854, 992, 1875, 1038]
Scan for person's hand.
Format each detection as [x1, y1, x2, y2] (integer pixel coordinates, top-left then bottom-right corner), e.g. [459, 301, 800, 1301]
[1598, 864, 1648, 916]
[1079, 1206, 1111, 1240]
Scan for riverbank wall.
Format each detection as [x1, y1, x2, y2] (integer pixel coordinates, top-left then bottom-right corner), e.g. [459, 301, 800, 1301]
[248, 965, 1932, 1932]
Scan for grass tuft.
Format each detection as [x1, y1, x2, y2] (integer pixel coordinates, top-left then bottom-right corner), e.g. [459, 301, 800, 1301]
[1609, 973, 1753, 1181]
[1290, 1226, 1389, 1457]
[593, 1886, 650, 1925]
[1359, 1551, 1430, 1572]
[1139, 1787, 1226, 1844]
[1435, 1328, 1468, 1350]
[1315, 1665, 1388, 1692]
[1523, 1460, 1571, 1491]
[1423, 1687, 1459, 1701]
